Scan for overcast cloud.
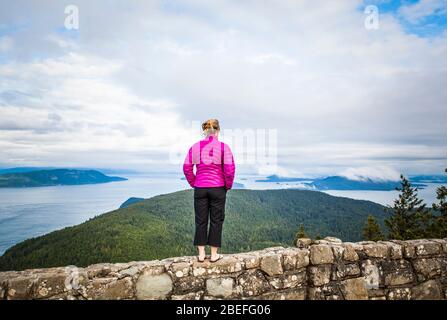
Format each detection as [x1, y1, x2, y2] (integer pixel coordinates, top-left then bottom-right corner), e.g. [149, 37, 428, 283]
[0, 0, 446, 178]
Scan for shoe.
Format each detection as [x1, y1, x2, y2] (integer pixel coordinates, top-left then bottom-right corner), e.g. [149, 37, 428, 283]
[210, 254, 223, 263]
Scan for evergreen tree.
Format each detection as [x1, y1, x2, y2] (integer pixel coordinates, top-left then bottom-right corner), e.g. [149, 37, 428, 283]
[362, 215, 384, 241]
[385, 175, 433, 240]
[293, 223, 308, 244]
[432, 168, 447, 237]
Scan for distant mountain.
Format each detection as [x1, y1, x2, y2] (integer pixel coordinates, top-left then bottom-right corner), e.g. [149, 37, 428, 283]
[0, 189, 387, 271]
[409, 175, 447, 184]
[256, 174, 429, 191]
[256, 175, 311, 182]
[306, 176, 407, 191]
[119, 197, 145, 209]
[0, 167, 56, 174]
[0, 169, 127, 188]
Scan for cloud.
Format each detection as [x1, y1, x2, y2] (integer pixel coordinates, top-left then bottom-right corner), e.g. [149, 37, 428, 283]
[399, 0, 447, 24]
[340, 166, 401, 181]
[0, 0, 446, 175]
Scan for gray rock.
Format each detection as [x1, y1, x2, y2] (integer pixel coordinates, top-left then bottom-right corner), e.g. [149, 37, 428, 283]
[257, 287, 306, 300]
[282, 248, 309, 270]
[363, 243, 389, 258]
[295, 238, 312, 248]
[340, 277, 368, 300]
[206, 277, 234, 298]
[86, 277, 134, 300]
[308, 265, 332, 286]
[173, 276, 205, 294]
[341, 243, 360, 262]
[333, 263, 360, 280]
[361, 260, 380, 290]
[381, 260, 414, 286]
[323, 237, 342, 243]
[171, 291, 203, 300]
[412, 258, 442, 279]
[310, 244, 334, 265]
[387, 287, 411, 300]
[236, 269, 270, 297]
[411, 280, 443, 300]
[136, 273, 172, 300]
[268, 270, 306, 289]
[307, 283, 342, 300]
[260, 253, 283, 276]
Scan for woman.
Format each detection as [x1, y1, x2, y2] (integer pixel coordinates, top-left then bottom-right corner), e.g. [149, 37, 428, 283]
[183, 119, 235, 262]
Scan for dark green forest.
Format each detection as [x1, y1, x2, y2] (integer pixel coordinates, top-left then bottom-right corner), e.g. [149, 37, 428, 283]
[0, 169, 126, 188]
[0, 189, 386, 271]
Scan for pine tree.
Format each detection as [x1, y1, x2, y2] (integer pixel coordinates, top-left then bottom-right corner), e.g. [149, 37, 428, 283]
[362, 215, 384, 241]
[385, 174, 433, 240]
[432, 168, 447, 237]
[293, 223, 308, 244]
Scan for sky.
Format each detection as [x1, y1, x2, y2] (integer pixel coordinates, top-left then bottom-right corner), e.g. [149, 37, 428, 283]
[0, 0, 446, 179]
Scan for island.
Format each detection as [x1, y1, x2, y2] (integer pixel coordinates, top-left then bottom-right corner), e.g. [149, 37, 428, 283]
[0, 169, 127, 188]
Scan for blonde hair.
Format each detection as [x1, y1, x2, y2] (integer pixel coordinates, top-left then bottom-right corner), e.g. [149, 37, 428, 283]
[202, 119, 220, 137]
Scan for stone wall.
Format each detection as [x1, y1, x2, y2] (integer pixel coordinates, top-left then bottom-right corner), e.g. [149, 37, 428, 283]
[1, 238, 446, 300]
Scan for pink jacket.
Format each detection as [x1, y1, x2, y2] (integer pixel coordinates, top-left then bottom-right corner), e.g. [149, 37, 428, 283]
[183, 134, 235, 189]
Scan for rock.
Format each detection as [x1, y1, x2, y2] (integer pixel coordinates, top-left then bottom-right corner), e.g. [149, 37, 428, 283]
[171, 291, 203, 300]
[119, 266, 140, 278]
[308, 265, 332, 286]
[340, 277, 368, 300]
[193, 256, 243, 276]
[341, 243, 360, 262]
[206, 277, 234, 298]
[85, 264, 112, 279]
[412, 258, 442, 279]
[307, 283, 342, 300]
[295, 238, 312, 248]
[399, 240, 416, 258]
[139, 261, 166, 276]
[378, 241, 403, 259]
[363, 243, 389, 258]
[387, 287, 411, 300]
[268, 270, 306, 289]
[332, 263, 360, 280]
[260, 254, 283, 276]
[381, 260, 414, 286]
[236, 270, 270, 297]
[361, 260, 380, 290]
[367, 288, 386, 299]
[331, 246, 345, 261]
[136, 273, 172, 300]
[86, 277, 134, 300]
[257, 287, 306, 300]
[173, 276, 205, 294]
[432, 239, 447, 253]
[234, 254, 260, 269]
[170, 262, 190, 278]
[414, 240, 442, 256]
[323, 237, 342, 243]
[310, 245, 334, 265]
[33, 272, 71, 299]
[411, 280, 443, 300]
[282, 248, 309, 271]
[6, 275, 36, 300]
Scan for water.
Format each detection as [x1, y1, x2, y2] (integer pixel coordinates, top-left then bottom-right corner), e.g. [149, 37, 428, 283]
[0, 174, 187, 255]
[0, 173, 442, 255]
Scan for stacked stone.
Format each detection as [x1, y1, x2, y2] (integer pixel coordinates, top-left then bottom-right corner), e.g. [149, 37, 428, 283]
[0, 238, 446, 300]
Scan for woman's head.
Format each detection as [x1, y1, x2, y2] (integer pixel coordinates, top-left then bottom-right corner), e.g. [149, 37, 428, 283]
[202, 119, 220, 137]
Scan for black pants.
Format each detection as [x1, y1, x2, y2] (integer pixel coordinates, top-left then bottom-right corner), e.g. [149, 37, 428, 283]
[193, 186, 227, 247]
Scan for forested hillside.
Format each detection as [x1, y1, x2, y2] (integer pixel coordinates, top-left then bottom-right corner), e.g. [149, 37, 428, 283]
[0, 189, 386, 271]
